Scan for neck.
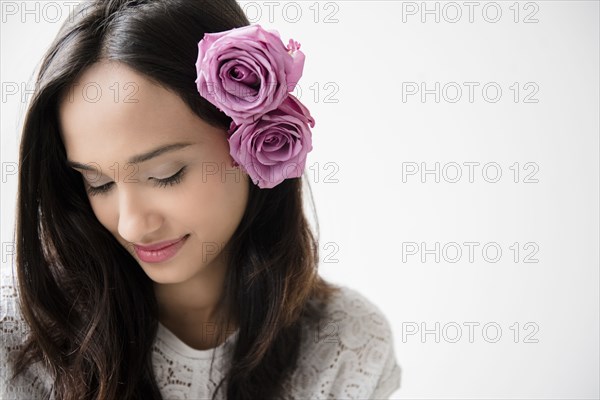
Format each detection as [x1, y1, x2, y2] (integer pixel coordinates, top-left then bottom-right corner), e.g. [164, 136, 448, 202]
[153, 252, 236, 350]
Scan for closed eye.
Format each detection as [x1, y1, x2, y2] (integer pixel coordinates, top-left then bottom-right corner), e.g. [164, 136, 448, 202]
[85, 166, 187, 196]
[153, 166, 187, 188]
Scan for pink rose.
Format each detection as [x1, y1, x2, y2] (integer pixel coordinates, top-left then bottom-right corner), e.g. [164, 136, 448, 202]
[227, 94, 315, 189]
[195, 24, 305, 124]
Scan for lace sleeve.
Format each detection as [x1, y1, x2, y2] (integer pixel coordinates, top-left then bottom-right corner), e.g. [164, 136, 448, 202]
[332, 287, 402, 399]
[1, 275, 53, 399]
[370, 336, 402, 399]
[287, 285, 402, 399]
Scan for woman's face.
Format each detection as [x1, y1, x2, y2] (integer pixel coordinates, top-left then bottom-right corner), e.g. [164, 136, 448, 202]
[59, 60, 249, 285]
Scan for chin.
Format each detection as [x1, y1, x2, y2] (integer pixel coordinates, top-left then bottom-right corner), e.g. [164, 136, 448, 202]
[142, 268, 190, 285]
[139, 258, 203, 284]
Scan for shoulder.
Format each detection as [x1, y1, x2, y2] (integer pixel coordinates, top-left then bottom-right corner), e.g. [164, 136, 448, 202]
[289, 284, 401, 399]
[1, 278, 54, 399]
[315, 285, 395, 349]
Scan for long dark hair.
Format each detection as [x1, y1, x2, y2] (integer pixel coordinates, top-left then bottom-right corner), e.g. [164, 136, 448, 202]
[11, 0, 339, 398]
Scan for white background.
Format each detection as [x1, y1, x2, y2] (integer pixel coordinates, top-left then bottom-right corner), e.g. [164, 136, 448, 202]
[1, 1, 599, 398]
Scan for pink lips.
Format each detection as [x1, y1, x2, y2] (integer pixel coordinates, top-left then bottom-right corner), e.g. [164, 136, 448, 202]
[134, 234, 190, 263]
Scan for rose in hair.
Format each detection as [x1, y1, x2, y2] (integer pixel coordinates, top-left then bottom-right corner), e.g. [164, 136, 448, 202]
[227, 94, 314, 189]
[195, 24, 305, 124]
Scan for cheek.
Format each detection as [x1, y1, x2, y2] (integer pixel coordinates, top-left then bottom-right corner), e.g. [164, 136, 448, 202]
[87, 196, 123, 241]
[88, 197, 115, 228]
[181, 169, 248, 242]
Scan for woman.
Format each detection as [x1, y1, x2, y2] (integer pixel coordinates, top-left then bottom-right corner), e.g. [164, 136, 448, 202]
[0, 0, 401, 398]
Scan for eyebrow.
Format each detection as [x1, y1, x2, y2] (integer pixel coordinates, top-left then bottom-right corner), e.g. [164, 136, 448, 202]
[67, 142, 193, 171]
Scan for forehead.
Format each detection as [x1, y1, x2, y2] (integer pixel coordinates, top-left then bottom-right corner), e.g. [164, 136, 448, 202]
[58, 61, 198, 163]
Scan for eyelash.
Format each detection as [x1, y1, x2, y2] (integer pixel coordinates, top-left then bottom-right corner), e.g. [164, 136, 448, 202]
[86, 166, 187, 197]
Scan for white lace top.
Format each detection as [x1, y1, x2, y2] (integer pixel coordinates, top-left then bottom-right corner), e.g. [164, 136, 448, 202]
[1, 278, 401, 399]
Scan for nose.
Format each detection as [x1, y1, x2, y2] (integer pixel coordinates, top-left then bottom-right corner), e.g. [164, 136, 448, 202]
[116, 185, 164, 245]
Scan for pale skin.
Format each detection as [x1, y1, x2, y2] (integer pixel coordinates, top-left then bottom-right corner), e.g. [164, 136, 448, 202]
[59, 60, 248, 350]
